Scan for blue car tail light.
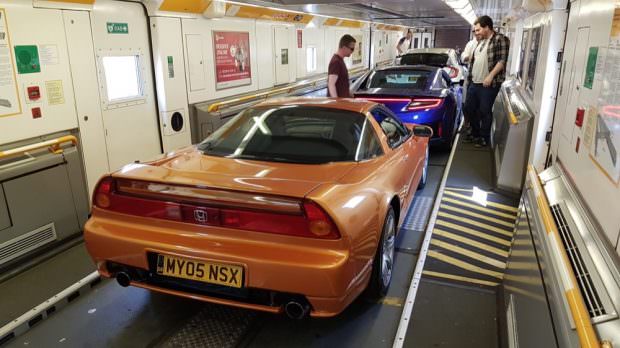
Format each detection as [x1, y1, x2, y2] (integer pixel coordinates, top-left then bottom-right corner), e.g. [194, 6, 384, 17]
[358, 97, 443, 112]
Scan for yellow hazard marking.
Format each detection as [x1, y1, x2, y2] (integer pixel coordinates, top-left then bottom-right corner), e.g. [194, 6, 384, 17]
[445, 187, 479, 193]
[443, 191, 519, 213]
[435, 220, 512, 247]
[378, 297, 404, 307]
[431, 239, 506, 269]
[438, 211, 514, 238]
[442, 197, 517, 219]
[504, 261, 539, 271]
[423, 270, 499, 287]
[503, 273, 543, 286]
[433, 228, 509, 258]
[427, 250, 504, 279]
[503, 285, 546, 302]
[440, 204, 516, 228]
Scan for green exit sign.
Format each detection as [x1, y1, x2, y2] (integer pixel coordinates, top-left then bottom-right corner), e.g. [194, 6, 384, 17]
[107, 22, 128, 34]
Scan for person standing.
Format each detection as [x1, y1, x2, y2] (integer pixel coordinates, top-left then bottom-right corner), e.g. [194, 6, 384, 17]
[460, 28, 480, 133]
[327, 34, 356, 98]
[396, 30, 413, 56]
[464, 15, 509, 148]
[461, 29, 479, 64]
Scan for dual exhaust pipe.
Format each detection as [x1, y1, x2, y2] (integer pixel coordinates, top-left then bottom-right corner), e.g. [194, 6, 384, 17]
[115, 272, 310, 319]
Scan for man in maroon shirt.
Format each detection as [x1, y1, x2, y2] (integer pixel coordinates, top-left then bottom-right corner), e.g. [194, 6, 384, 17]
[327, 34, 356, 98]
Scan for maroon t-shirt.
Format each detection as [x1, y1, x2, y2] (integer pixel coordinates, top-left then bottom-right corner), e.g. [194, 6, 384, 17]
[327, 54, 351, 98]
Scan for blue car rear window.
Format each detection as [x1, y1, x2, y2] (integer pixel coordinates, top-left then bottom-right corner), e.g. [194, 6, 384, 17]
[367, 70, 430, 89]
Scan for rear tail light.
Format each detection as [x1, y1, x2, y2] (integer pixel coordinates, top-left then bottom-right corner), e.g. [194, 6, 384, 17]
[357, 97, 443, 112]
[406, 98, 443, 111]
[92, 178, 341, 240]
[448, 66, 459, 79]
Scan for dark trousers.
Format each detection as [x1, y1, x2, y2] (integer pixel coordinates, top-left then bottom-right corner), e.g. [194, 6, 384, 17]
[464, 83, 500, 142]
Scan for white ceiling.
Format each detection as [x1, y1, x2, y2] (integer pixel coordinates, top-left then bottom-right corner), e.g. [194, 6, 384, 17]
[232, 0, 515, 28]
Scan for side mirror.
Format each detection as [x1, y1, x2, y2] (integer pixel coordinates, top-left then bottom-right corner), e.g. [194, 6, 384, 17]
[412, 125, 433, 138]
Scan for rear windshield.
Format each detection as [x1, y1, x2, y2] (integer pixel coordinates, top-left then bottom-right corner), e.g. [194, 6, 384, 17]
[366, 70, 431, 89]
[400, 53, 449, 66]
[198, 106, 365, 164]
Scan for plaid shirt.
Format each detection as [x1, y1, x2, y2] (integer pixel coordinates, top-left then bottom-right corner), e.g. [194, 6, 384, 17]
[468, 32, 510, 87]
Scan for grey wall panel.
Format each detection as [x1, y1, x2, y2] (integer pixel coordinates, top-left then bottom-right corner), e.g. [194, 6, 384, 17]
[503, 198, 559, 348]
[63, 147, 90, 227]
[0, 185, 10, 231]
[2, 165, 80, 243]
[434, 28, 471, 52]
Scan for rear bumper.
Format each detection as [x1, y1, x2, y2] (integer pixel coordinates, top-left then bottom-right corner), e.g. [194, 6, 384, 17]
[84, 213, 370, 317]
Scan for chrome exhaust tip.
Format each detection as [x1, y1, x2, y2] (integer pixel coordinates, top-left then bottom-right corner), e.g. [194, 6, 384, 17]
[284, 300, 310, 320]
[116, 272, 131, 287]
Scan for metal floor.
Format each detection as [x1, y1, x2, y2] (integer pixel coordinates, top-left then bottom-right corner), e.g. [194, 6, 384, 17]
[403, 136, 519, 348]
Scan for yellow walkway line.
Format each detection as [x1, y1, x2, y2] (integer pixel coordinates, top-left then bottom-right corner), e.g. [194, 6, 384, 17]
[438, 211, 514, 238]
[445, 187, 478, 192]
[434, 228, 509, 258]
[427, 250, 504, 279]
[431, 239, 506, 269]
[443, 190, 519, 213]
[442, 197, 517, 219]
[423, 270, 499, 287]
[440, 204, 516, 228]
[435, 220, 512, 247]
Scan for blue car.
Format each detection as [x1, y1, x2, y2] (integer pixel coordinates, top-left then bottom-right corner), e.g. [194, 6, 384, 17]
[351, 65, 462, 148]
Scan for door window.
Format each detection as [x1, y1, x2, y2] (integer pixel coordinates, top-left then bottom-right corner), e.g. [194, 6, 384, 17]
[356, 119, 384, 160]
[97, 49, 147, 109]
[370, 107, 409, 148]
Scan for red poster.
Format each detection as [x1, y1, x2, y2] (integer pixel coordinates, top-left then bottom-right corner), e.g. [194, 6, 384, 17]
[213, 31, 252, 89]
[297, 29, 303, 48]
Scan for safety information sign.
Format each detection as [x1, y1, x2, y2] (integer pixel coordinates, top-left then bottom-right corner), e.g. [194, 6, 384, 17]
[0, 9, 21, 117]
[45, 80, 64, 105]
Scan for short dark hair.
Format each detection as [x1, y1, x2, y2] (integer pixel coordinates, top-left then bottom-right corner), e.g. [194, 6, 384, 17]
[475, 15, 493, 29]
[339, 34, 356, 48]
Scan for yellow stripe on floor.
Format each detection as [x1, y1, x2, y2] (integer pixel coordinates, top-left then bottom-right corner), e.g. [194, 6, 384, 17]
[443, 190, 519, 213]
[440, 204, 516, 228]
[378, 297, 404, 307]
[435, 220, 511, 246]
[431, 239, 506, 269]
[438, 212, 514, 238]
[442, 197, 517, 219]
[434, 228, 509, 258]
[445, 187, 479, 193]
[427, 250, 504, 279]
[423, 270, 499, 287]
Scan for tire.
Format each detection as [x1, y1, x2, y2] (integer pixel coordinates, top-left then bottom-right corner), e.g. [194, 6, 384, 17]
[418, 146, 429, 190]
[367, 207, 396, 298]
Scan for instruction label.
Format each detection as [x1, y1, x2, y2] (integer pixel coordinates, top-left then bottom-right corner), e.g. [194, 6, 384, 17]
[39, 44, 59, 65]
[0, 9, 21, 117]
[584, 47, 597, 89]
[45, 80, 64, 105]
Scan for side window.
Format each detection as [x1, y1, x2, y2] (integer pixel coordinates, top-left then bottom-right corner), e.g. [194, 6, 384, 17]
[356, 119, 383, 160]
[370, 107, 409, 148]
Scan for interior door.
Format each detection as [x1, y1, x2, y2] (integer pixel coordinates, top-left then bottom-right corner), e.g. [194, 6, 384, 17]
[273, 26, 290, 85]
[422, 33, 432, 48]
[90, 0, 161, 171]
[413, 33, 422, 48]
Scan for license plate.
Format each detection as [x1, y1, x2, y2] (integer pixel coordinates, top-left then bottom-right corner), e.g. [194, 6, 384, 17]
[156, 254, 244, 289]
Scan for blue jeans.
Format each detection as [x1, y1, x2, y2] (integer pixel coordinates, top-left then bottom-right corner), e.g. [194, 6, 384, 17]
[464, 84, 500, 143]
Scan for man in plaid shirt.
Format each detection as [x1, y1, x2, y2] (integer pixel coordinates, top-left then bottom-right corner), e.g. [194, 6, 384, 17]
[464, 15, 510, 147]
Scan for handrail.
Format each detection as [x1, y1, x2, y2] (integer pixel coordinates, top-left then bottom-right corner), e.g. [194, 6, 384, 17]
[0, 135, 78, 160]
[206, 67, 368, 113]
[527, 165, 607, 348]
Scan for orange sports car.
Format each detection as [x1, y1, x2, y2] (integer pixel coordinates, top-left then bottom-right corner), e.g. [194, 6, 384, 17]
[84, 98, 431, 318]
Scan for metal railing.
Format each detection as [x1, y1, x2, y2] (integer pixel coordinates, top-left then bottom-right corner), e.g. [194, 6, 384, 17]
[207, 67, 368, 113]
[0, 135, 78, 160]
